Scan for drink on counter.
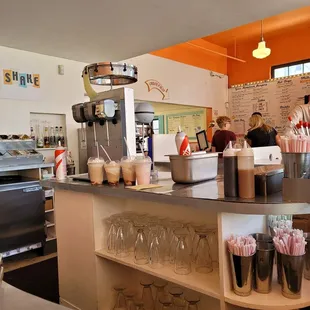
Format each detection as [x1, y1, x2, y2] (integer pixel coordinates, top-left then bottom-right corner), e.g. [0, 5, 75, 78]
[87, 157, 105, 185]
[121, 156, 136, 186]
[134, 156, 152, 185]
[104, 160, 121, 186]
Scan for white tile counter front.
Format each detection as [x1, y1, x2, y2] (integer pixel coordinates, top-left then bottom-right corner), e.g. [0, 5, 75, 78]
[1, 282, 68, 310]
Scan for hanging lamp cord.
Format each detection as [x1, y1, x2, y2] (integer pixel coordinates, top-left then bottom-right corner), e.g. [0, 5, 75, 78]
[261, 20, 264, 41]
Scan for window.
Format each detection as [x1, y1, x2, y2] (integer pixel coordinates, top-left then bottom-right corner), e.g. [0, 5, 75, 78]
[271, 59, 310, 78]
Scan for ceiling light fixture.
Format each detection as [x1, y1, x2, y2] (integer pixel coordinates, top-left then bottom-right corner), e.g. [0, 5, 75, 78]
[252, 20, 271, 59]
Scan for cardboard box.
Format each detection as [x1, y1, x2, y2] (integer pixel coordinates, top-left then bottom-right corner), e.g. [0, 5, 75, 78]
[45, 199, 53, 211]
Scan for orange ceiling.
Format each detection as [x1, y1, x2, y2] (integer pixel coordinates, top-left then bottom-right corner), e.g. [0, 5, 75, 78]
[204, 6, 310, 48]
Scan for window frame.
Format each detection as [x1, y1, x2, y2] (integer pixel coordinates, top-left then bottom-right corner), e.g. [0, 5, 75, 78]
[271, 59, 310, 78]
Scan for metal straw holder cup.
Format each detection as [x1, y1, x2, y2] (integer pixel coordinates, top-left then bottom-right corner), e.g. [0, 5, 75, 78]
[277, 251, 282, 284]
[282, 153, 310, 179]
[280, 253, 305, 299]
[254, 242, 275, 294]
[251, 233, 273, 243]
[229, 251, 254, 296]
[304, 233, 310, 280]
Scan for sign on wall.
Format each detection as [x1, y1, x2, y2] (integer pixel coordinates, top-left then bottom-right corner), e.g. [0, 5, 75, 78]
[145, 79, 170, 100]
[166, 110, 206, 140]
[0, 68, 42, 101]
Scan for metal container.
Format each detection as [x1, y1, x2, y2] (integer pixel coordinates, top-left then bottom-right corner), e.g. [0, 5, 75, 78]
[251, 233, 273, 243]
[304, 232, 310, 280]
[168, 153, 218, 184]
[72, 103, 87, 123]
[255, 168, 284, 196]
[83, 101, 97, 122]
[229, 251, 254, 296]
[254, 242, 275, 293]
[280, 253, 305, 299]
[282, 152, 310, 179]
[85, 62, 138, 86]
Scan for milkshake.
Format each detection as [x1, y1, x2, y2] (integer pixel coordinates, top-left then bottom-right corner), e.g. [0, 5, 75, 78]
[104, 160, 121, 186]
[121, 156, 136, 186]
[134, 156, 152, 185]
[87, 157, 105, 185]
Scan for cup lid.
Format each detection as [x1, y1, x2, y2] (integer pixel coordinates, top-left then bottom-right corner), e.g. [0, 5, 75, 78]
[87, 157, 104, 164]
[135, 155, 152, 163]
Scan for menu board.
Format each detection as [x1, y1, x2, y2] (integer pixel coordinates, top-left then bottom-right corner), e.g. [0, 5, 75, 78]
[229, 74, 310, 136]
[166, 110, 206, 140]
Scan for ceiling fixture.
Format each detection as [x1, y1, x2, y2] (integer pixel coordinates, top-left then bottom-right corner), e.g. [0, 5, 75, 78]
[252, 20, 271, 59]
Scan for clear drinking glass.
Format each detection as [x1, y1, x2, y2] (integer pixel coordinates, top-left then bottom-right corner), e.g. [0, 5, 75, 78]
[159, 222, 171, 265]
[159, 295, 173, 310]
[124, 290, 136, 310]
[113, 285, 127, 309]
[134, 221, 149, 265]
[134, 299, 146, 310]
[169, 287, 183, 308]
[173, 298, 187, 310]
[107, 215, 119, 254]
[154, 280, 168, 310]
[194, 227, 213, 274]
[174, 228, 192, 275]
[208, 228, 219, 268]
[185, 293, 200, 310]
[149, 231, 164, 269]
[141, 279, 154, 310]
[116, 219, 129, 258]
[123, 216, 136, 253]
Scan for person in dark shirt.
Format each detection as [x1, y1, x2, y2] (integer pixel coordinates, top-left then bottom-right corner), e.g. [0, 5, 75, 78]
[246, 114, 280, 147]
[211, 116, 236, 152]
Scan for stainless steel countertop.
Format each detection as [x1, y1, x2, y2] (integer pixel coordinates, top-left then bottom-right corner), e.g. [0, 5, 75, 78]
[41, 174, 310, 215]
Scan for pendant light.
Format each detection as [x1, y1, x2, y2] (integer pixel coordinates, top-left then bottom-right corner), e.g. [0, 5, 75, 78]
[252, 20, 271, 59]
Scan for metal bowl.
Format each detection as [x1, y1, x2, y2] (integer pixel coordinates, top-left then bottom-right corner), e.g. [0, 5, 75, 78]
[85, 62, 138, 86]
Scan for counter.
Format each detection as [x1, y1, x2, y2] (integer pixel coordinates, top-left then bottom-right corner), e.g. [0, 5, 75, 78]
[43, 174, 310, 215]
[43, 174, 310, 310]
[1, 282, 67, 310]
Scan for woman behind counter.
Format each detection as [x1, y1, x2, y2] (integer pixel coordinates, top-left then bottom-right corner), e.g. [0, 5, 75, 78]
[246, 114, 281, 147]
[211, 116, 236, 152]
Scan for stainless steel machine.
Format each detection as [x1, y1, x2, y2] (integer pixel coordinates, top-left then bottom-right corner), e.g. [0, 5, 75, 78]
[72, 62, 137, 173]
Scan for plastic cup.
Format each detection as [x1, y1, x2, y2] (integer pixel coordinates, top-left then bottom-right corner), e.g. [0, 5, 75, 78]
[87, 157, 105, 185]
[121, 156, 136, 186]
[134, 156, 152, 185]
[104, 160, 121, 186]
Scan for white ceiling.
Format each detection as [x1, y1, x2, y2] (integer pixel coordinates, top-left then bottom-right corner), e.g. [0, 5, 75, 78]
[0, 0, 309, 63]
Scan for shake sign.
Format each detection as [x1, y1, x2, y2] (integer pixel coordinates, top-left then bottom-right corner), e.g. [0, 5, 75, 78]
[145, 79, 169, 100]
[3, 69, 40, 88]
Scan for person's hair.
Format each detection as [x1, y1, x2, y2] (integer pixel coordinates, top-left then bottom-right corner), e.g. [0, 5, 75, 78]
[252, 112, 262, 117]
[249, 114, 272, 132]
[216, 116, 231, 129]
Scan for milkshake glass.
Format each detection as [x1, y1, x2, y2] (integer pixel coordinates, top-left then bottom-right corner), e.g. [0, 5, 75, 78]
[87, 157, 105, 185]
[104, 160, 121, 186]
[134, 156, 152, 185]
[121, 156, 136, 186]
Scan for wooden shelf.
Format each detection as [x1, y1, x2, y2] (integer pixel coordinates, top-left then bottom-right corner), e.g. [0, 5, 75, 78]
[46, 237, 56, 242]
[45, 209, 54, 213]
[95, 249, 220, 300]
[225, 268, 310, 310]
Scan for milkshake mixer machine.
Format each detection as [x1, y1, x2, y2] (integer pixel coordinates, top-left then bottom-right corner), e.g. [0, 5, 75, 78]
[72, 62, 138, 171]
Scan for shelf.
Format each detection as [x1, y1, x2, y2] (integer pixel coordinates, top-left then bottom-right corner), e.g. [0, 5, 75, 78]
[225, 268, 310, 310]
[36, 148, 57, 151]
[46, 237, 56, 242]
[45, 209, 54, 213]
[95, 249, 220, 300]
[46, 223, 55, 228]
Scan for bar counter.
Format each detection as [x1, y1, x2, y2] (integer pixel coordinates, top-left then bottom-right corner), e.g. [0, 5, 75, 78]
[43, 174, 310, 310]
[43, 174, 310, 215]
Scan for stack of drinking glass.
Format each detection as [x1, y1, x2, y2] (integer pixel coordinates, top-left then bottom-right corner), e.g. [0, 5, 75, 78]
[112, 279, 201, 310]
[105, 212, 218, 275]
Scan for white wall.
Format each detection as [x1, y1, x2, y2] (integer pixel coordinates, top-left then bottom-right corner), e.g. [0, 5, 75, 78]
[0, 46, 85, 169]
[0, 47, 228, 171]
